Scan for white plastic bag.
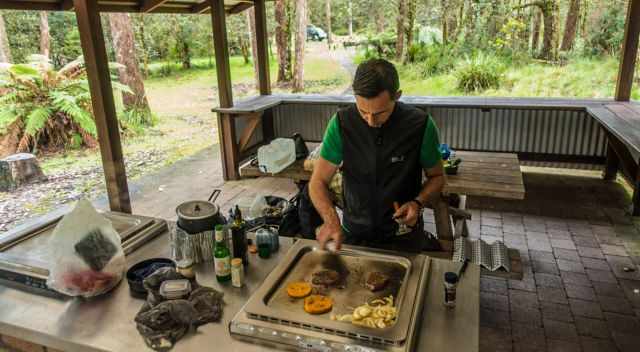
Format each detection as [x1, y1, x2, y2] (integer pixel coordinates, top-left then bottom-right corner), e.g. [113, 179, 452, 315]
[257, 138, 296, 174]
[46, 199, 125, 297]
[249, 194, 269, 219]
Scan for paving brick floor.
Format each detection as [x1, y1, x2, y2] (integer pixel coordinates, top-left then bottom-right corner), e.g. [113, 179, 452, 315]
[88, 148, 640, 352]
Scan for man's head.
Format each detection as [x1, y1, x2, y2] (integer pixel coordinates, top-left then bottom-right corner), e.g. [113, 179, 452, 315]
[352, 59, 402, 128]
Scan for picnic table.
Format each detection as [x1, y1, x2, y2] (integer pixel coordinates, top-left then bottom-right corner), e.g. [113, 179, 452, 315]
[240, 150, 525, 243]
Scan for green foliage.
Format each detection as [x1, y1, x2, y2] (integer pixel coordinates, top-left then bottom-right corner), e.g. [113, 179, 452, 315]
[0, 55, 130, 153]
[587, 6, 626, 56]
[404, 42, 456, 77]
[120, 107, 157, 134]
[455, 54, 504, 93]
[493, 18, 527, 56]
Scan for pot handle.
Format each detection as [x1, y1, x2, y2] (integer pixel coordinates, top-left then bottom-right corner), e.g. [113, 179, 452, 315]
[208, 189, 222, 203]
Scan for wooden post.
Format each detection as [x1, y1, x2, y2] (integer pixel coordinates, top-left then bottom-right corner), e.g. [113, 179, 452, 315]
[73, 0, 131, 213]
[209, 0, 238, 180]
[615, 0, 640, 101]
[253, 0, 271, 95]
[603, 140, 620, 181]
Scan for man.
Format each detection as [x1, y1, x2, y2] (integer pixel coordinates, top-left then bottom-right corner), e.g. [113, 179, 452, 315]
[309, 58, 445, 253]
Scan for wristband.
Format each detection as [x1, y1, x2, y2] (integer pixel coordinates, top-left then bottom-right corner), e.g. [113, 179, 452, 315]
[410, 199, 424, 209]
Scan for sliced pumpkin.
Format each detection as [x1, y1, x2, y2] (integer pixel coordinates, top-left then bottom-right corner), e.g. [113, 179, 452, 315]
[304, 294, 333, 314]
[286, 282, 312, 298]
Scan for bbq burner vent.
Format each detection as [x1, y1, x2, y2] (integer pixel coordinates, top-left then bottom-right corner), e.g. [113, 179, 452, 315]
[247, 312, 398, 346]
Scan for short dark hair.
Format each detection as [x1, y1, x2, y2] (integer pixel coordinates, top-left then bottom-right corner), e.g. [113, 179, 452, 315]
[352, 59, 399, 98]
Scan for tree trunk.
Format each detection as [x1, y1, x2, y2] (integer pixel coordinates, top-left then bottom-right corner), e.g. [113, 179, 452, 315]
[325, 0, 332, 46]
[275, 0, 292, 83]
[347, 0, 353, 37]
[108, 13, 150, 111]
[441, 0, 449, 44]
[395, 0, 406, 62]
[487, 0, 502, 41]
[403, 0, 416, 64]
[247, 8, 260, 89]
[0, 153, 47, 191]
[580, 0, 588, 39]
[531, 8, 542, 54]
[0, 11, 12, 63]
[463, 0, 476, 43]
[539, 0, 559, 61]
[560, 0, 580, 51]
[136, 15, 150, 78]
[292, 0, 307, 92]
[39, 12, 50, 58]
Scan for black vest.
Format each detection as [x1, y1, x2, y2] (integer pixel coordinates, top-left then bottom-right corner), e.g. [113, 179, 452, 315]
[338, 101, 429, 241]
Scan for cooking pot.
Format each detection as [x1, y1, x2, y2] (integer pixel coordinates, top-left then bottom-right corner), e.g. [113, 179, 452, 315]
[176, 189, 226, 234]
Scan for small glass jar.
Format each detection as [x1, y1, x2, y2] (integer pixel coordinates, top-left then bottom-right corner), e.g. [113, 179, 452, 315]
[231, 258, 244, 288]
[176, 258, 195, 279]
[444, 272, 459, 308]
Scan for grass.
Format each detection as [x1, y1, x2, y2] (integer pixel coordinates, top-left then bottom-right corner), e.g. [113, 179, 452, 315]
[398, 55, 639, 99]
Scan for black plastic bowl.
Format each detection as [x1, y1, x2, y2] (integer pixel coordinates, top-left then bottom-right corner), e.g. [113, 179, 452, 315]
[126, 258, 175, 299]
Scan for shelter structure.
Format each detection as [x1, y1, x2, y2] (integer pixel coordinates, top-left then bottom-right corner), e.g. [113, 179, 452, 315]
[1, 0, 640, 214]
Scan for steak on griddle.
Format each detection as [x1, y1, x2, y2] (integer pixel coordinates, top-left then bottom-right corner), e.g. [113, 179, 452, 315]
[365, 272, 389, 291]
[312, 269, 340, 286]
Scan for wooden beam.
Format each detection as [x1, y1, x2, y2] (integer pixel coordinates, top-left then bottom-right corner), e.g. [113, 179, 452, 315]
[228, 2, 254, 14]
[191, 1, 211, 14]
[61, 0, 74, 10]
[615, 0, 640, 101]
[0, 1, 59, 11]
[209, 0, 238, 180]
[73, 0, 131, 213]
[253, 0, 271, 95]
[140, 0, 170, 13]
[238, 113, 262, 152]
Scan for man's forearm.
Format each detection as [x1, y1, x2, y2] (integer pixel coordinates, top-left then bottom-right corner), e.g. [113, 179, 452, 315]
[308, 180, 340, 225]
[416, 174, 445, 206]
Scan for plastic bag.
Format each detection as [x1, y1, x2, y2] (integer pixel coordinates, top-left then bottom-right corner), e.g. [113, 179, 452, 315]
[46, 199, 125, 297]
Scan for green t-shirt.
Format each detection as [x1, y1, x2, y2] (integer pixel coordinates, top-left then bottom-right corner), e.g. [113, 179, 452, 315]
[320, 113, 442, 168]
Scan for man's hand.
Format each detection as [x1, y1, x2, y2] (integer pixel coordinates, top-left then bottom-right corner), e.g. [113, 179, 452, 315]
[393, 201, 421, 227]
[315, 222, 343, 251]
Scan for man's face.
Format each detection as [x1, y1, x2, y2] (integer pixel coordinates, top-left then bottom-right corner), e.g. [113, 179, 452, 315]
[355, 90, 401, 128]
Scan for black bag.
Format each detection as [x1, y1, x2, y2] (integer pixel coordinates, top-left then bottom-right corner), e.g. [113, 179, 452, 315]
[292, 133, 309, 160]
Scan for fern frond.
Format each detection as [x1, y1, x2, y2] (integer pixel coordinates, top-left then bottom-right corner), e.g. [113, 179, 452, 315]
[110, 81, 134, 95]
[51, 91, 97, 137]
[0, 107, 19, 133]
[24, 107, 52, 136]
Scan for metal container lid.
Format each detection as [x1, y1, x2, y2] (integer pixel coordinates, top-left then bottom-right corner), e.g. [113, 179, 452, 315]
[176, 200, 219, 220]
[159, 279, 191, 299]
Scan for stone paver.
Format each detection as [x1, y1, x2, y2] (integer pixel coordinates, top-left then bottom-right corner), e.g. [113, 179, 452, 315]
[479, 326, 512, 352]
[578, 246, 605, 259]
[532, 260, 560, 275]
[569, 298, 604, 319]
[581, 257, 612, 271]
[575, 316, 611, 339]
[480, 277, 509, 295]
[611, 331, 640, 352]
[541, 301, 574, 323]
[510, 289, 540, 309]
[598, 295, 634, 315]
[600, 244, 629, 257]
[530, 250, 556, 263]
[603, 312, 640, 335]
[480, 307, 511, 329]
[565, 284, 597, 301]
[585, 268, 618, 284]
[618, 279, 640, 309]
[592, 281, 626, 298]
[573, 236, 600, 248]
[543, 319, 579, 342]
[553, 248, 581, 262]
[546, 339, 581, 352]
[605, 255, 640, 281]
[538, 286, 568, 305]
[510, 305, 543, 326]
[535, 273, 563, 288]
[551, 239, 577, 250]
[557, 259, 586, 273]
[561, 271, 592, 287]
[580, 336, 618, 352]
[481, 292, 509, 312]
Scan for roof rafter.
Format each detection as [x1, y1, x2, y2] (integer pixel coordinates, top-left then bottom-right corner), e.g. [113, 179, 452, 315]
[140, 0, 170, 13]
[191, 1, 211, 14]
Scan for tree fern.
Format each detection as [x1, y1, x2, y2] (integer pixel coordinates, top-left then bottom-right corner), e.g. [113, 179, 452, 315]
[24, 107, 52, 136]
[50, 91, 97, 137]
[0, 107, 18, 133]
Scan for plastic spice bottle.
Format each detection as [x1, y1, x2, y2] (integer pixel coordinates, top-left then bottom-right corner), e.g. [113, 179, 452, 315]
[444, 272, 459, 308]
[231, 258, 244, 288]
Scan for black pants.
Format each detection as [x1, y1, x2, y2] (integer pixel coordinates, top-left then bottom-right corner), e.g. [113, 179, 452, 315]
[298, 184, 426, 253]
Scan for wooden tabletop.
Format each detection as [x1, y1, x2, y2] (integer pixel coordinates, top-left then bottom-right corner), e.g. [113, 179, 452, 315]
[240, 150, 525, 200]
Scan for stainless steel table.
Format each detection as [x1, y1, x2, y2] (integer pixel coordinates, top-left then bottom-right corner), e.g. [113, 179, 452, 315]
[0, 233, 479, 352]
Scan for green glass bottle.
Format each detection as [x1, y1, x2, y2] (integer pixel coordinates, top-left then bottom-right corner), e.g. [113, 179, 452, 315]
[214, 224, 231, 282]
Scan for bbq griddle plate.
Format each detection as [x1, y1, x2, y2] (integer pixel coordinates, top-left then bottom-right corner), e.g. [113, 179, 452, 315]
[242, 239, 429, 346]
